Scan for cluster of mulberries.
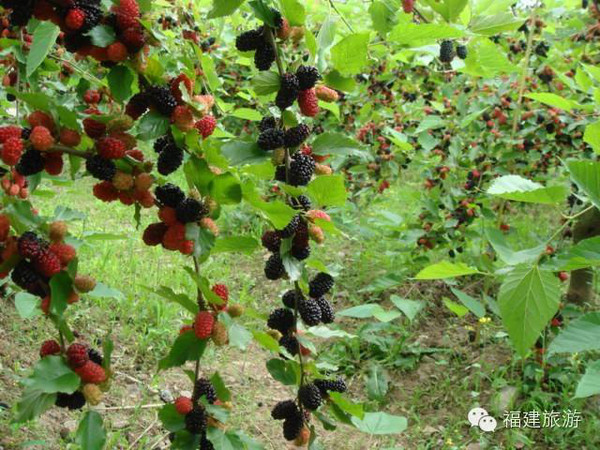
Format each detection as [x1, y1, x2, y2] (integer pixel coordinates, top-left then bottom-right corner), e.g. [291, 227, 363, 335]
[257, 119, 311, 151]
[0, 219, 96, 313]
[125, 73, 218, 138]
[142, 183, 213, 255]
[0, 169, 29, 199]
[439, 40, 468, 63]
[40, 341, 108, 410]
[0, 112, 81, 178]
[274, 152, 316, 186]
[271, 399, 306, 442]
[234, 8, 287, 71]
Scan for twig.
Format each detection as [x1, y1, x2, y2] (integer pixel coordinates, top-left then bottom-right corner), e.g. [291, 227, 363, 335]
[264, 26, 284, 76]
[328, 0, 354, 32]
[96, 403, 164, 411]
[413, 7, 429, 24]
[128, 419, 158, 449]
[149, 432, 171, 449]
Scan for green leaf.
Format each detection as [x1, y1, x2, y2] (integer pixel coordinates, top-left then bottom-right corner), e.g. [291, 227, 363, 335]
[88, 282, 124, 300]
[253, 331, 280, 352]
[76, 411, 106, 450]
[242, 183, 296, 228]
[365, 365, 388, 402]
[324, 70, 356, 93]
[338, 304, 384, 319]
[26, 22, 60, 77]
[210, 371, 232, 402]
[227, 322, 253, 350]
[498, 266, 561, 357]
[331, 33, 370, 76]
[485, 227, 544, 266]
[415, 261, 479, 279]
[389, 296, 424, 321]
[49, 271, 74, 316]
[422, 0, 468, 22]
[266, 358, 299, 385]
[249, 0, 278, 26]
[548, 312, 600, 355]
[525, 93, 575, 111]
[252, 71, 281, 96]
[137, 111, 169, 140]
[567, 160, 600, 210]
[281, 0, 305, 25]
[311, 132, 365, 158]
[159, 404, 186, 432]
[208, 0, 245, 18]
[307, 175, 346, 207]
[351, 412, 407, 435]
[14, 388, 56, 423]
[575, 360, 600, 398]
[470, 13, 524, 35]
[221, 140, 269, 165]
[206, 429, 246, 450]
[213, 236, 259, 255]
[390, 21, 465, 45]
[145, 285, 198, 315]
[184, 155, 215, 195]
[107, 65, 135, 103]
[443, 298, 469, 317]
[186, 223, 216, 259]
[460, 38, 516, 78]
[209, 173, 242, 205]
[231, 108, 262, 121]
[24, 356, 80, 394]
[200, 53, 221, 91]
[159, 332, 207, 370]
[487, 175, 567, 204]
[329, 392, 364, 419]
[15, 292, 41, 319]
[553, 236, 600, 271]
[450, 288, 485, 318]
[584, 121, 600, 154]
[369, 1, 399, 35]
[85, 25, 116, 47]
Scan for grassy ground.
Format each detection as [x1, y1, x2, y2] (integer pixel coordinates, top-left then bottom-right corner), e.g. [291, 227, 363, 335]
[1, 171, 599, 449]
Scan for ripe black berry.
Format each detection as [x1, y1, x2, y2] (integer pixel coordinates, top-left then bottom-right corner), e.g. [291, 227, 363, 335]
[298, 383, 322, 410]
[282, 289, 302, 308]
[284, 124, 310, 148]
[282, 413, 303, 441]
[309, 272, 334, 298]
[439, 40, 455, 63]
[296, 65, 320, 90]
[298, 298, 321, 326]
[86, 155, 116, 181]
[314, 377, 347, 396]
[314, 296, 335, 323]
[279, 335, 299, 355]
[258, 128, 285, 150]
[271, 400, 299, 420]
[192, 378, 217, 404]
[291, 245, 310, 261]
[147, 86, 178, 117]
[175, 198, 207, 223]
[456, 44, 468, 60]
[264, 253, 286, 280]
[15, 150, 44, 176]
[288, 153, 315, 186]
[267, 308, 295, 334]
[259, 116, 277, 132]
[254, 42, 276, 71]
[275, 73, 300, 110]
[55, 391, 86, 410]
[157, 136, 184, 175]
[279, 215, 301, 238]
[235, 28, 265, 52]
[11, 260, 46, 297]
[155, 183, 185, 208]
[88, 348, 103, 366]
[185, 406, 207, 434]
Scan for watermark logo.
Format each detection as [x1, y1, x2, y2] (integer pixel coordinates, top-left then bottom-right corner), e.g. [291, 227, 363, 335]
[468, 407, 497, 432]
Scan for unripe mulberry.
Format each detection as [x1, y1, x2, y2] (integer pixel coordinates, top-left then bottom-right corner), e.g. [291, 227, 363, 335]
[298, 89, 319, 117]
[97, 137, 126, 159]
[75, 361, 107, 384]
[34, 250, 62, 277]
[211, 321, 229, 346]
[74, 274, 97, 293]
[30, 126, 54, 151]
[40, 340, 61, 357]
[175, 396, 193, 415]
[82, 384, 104, 405]
[227, 304, 244, 318]
[195, 116, 217, 139]
[315, 85, 339, 102]
[49, 221, 67, 242]
[67, 343, 89, 368]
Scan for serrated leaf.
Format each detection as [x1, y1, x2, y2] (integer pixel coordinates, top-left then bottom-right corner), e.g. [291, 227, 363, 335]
[567, 160, 600, 210]
[159, 332, 207, 371]
[487, 175, 567, 204]
[575, 360, 600, 398]
[499, 265, 561, 356]
[331, 33, 370, 76]
[15, 292, 41, 319]
[14, 388, 56, 423]
[208, 0, 245, 18]
[24, 356, 80, 394]
[252, 71, 281, 95]
[548, 312, 600, 355]
[107, 65, 135, 103]
[350, 412, 407, 435]
[525, 93, 575, 111]
[159, 404, 186, 432]
[584, 121, 600, 154]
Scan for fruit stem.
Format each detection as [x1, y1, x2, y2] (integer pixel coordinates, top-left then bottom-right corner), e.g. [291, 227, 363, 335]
[264, 26, 284, 77]
[328, 0, 354, 32]
[192, 255, 207, 310]
[45, 145, 93, 159]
